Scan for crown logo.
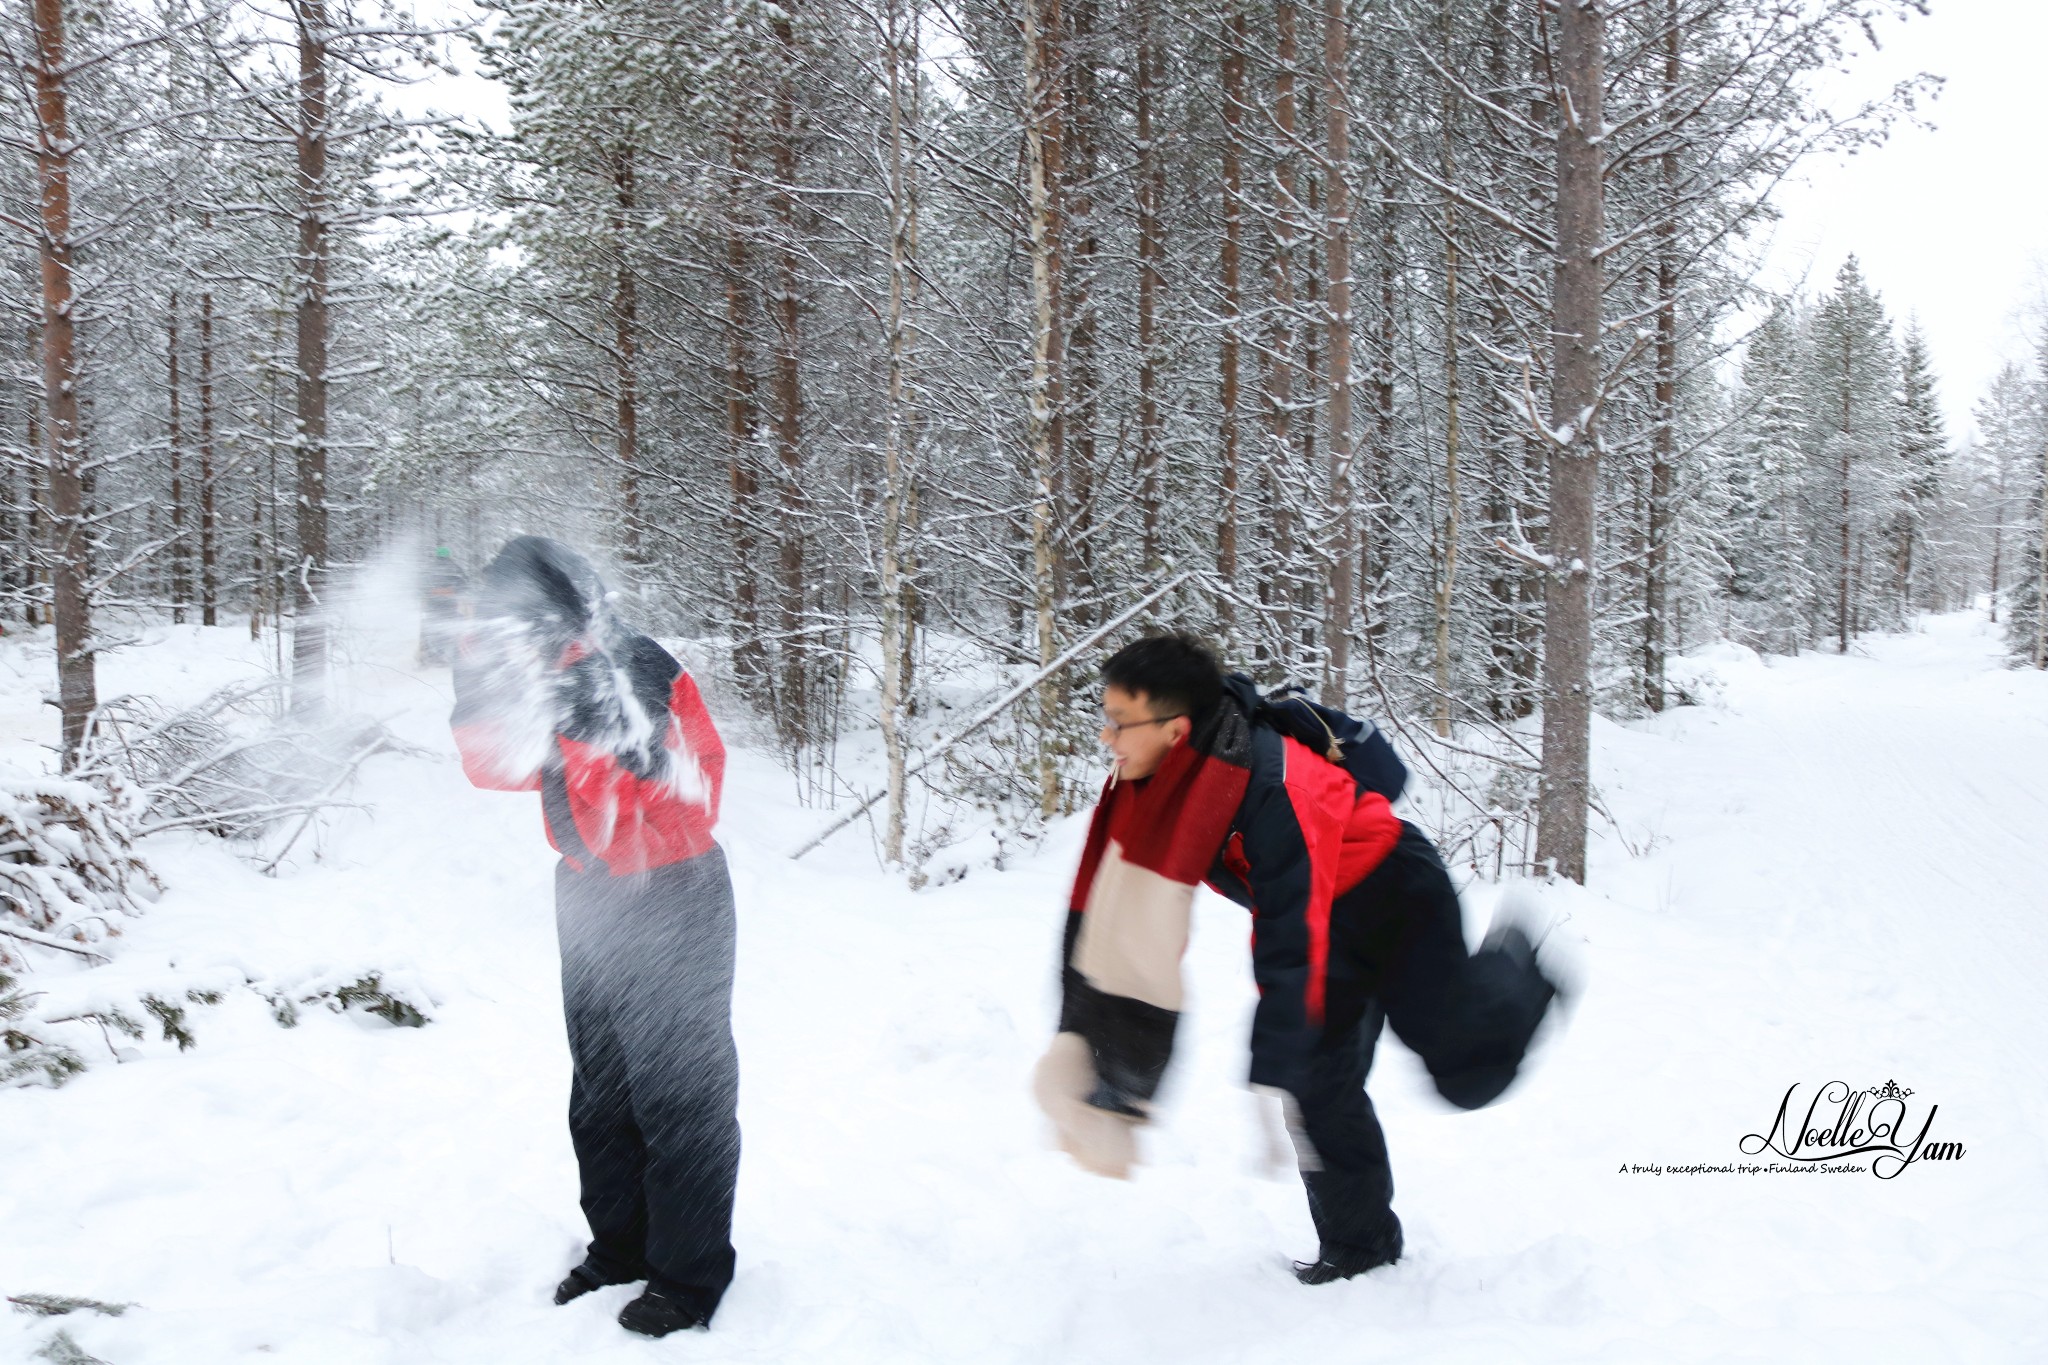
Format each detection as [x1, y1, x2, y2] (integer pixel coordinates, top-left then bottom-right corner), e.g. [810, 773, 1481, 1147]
[1867, 1080, 1914, 1101]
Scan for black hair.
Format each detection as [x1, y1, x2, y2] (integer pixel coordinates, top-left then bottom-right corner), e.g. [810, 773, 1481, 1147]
[1100, 631, 1223, 720]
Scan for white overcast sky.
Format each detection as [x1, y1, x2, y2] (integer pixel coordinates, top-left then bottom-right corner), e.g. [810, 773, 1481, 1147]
[413, 0, 2040, 440]
[1761, 0, 2048, 437]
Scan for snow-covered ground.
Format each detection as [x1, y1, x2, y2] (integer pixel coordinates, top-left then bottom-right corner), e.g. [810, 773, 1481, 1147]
[4, 604, 2046, 1362]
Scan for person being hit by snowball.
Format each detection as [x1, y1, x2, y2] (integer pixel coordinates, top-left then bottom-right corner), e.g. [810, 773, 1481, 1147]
[451, 536, 738, 1337]
[1034, 632, 1561, 1284]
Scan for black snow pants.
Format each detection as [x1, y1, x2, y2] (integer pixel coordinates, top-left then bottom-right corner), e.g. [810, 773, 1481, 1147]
[555, 845, 740, 1319]
[1293, 823, 1554, 1259]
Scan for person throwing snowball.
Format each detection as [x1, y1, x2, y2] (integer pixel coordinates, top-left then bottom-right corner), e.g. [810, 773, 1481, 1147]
[451, 536, 738, 1337]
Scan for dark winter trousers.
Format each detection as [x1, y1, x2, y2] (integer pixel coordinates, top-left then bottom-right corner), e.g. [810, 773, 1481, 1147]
[1294, 824, 1555, 1259]
[555, 845, 741, 1319]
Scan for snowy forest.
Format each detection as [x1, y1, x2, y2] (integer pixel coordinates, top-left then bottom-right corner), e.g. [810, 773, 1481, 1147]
[0, 0, 2044, 884]
[7, 2, 2048, 1359]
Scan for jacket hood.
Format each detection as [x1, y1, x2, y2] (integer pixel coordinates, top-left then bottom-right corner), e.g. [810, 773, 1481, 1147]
[478, 536, 606, 654]
[1185, 671, 1256, 768]
[1218, 671, 1264, 720]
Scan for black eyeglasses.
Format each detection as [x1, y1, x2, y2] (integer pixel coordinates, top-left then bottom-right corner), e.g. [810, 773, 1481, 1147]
[1099, 714, 1185, 737]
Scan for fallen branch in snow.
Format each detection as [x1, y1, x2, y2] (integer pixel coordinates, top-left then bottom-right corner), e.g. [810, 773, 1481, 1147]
[8, 970, 435, 1088]
[75, 683, 411, 854]
[7, 1294, 132, 1319]
[258, 735, 401, 875]
[0, 923, 112, 966]
[791, 569, 1202, 859]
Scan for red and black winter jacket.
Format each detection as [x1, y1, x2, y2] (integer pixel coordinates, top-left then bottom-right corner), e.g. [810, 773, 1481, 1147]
[452, 613, 723, 877]
[1060, 674, 1401, 1104]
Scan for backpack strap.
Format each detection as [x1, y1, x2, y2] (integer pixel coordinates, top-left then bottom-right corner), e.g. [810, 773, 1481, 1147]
[541, 750, 610, 876]
[1258, 686, 1345, 763]
[1253, 684, 1407, 804]
[1281, 696, 1344, 763]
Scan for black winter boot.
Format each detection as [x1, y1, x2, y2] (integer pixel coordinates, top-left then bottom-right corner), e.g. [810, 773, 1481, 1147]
[552, 1260, 642, 1306]
[1293, 1213, 1404, 1285]
[618, 1285, 710, 1337]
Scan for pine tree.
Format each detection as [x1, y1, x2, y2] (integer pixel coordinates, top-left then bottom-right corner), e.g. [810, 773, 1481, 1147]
[1725, 304, 1814, 654]
[1973, 363, 2033, 627]
[1992, 339, 2047, 665]
[1806, 257, 1902, 650]
[1892, 319, 1948, 615]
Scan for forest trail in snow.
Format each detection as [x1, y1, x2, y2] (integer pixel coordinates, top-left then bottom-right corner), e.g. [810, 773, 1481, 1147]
[3, 608, 2045, 1364]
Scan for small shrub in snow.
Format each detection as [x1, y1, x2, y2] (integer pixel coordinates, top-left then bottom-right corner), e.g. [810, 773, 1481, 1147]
[6, 970, 435, 1088]
[287, 971, 433, 1029]
[139, 994, 197, 1051]
[0, 971, 86, 1087]
[26, 984, 236, 1071]
[329, 973, 430, 1028]
[6, 1295, 130, 1319]
[0, 778, 160, 969]
[254, 972, 433, 1030]
[1, 688, 429, 1089]
[33, 1329, 108, 1365]
[252, 972, 435, 1032]
[10, 1293, 128, 1365]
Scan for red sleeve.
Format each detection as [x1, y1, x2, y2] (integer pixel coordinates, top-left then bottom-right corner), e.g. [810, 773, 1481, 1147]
[452, 723, 543, 792]
[1335, 791, 1402, 894]
[668, 670, 725, 824]
[450, 626, 544, 792]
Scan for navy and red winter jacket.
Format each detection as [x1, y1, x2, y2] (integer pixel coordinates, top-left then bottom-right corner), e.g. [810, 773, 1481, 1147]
[450, 538, 723, 877]
[1060, 673, 1401, 1103]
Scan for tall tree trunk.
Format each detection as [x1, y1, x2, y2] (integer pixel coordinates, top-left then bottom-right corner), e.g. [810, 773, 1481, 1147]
[1320, 0, 1353, 706]
[291, 0, 331, 711]
[32, 0, 95, 766]
[1061, 0, 1097, 624]
[1535, 0, 1604, 884]
[725, 115, 767, 693]
[22, 322, 43, 630]
[879, 0, 919, 864]
[1515, 11, 1552, 712]
[1433, 165, 1460, 737]
[1474, 0, 1512, 719]
[1897, 517, 1914, 618]
[1431, 19, 1459, 735]
[1837, 362, 1852, 652]
[168, 291, 190, 622]
[199, 283, 218, 626]
[1643, 0, 1678, 711]
[2035, 433, 2047, 667]
[772, 0, 807, 743]
[250, 444, 268, 640]
[612, 151, 642, 568]
[0, 398, 20, 611]
[1023, 0, 1065, 817]
[1301, 108, 1321, 666]
[1266, 0, 1300, 670]
[1135, 0, 1164, 572]
[254, 310, 286, 643]
[1366, 90, 1397, 660]
[1217, 0, 1246, 636]
[1987, 452, 2003, 622]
